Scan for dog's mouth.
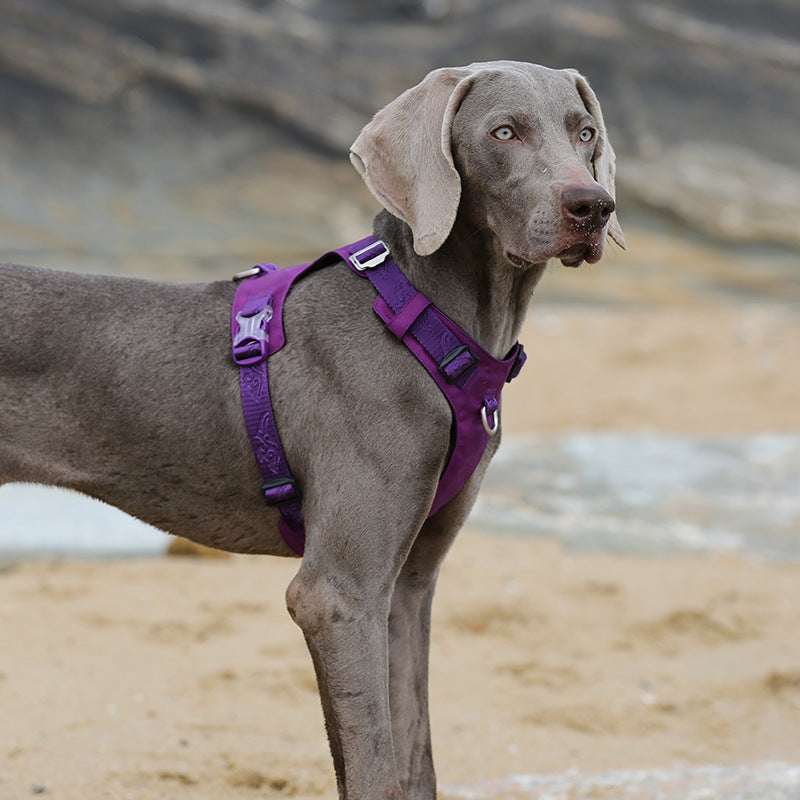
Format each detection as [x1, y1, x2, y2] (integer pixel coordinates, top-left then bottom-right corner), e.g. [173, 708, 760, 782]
[507, 238, 604, 270]
[556, 243, 594, 268]
[557, 233, 607, 267]
[506, 251, 539, 269]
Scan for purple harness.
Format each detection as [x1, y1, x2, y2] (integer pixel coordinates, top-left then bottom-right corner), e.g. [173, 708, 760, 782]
[231, 237, 525, 555]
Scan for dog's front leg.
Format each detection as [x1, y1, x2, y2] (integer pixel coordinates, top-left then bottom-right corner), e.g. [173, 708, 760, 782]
[285, 513, 428, 800]
[387, 495, 479, 799]
[387, 532, 446, 799]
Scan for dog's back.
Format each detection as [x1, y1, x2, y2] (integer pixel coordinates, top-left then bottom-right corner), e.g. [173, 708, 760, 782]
[0, 264, 280, 550]
[0, 263, 99, 487]
[0, 259, 449, 557]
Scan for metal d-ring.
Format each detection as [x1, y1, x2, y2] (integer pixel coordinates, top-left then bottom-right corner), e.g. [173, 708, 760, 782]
[480, 402, 499, 436]
[232, 265, 264, 281]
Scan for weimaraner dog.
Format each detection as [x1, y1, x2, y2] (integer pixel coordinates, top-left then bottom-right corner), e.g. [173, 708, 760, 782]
[0, 61, 624, 798]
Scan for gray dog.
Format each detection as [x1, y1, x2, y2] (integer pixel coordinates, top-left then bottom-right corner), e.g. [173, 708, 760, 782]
[0, 61, 624, 799]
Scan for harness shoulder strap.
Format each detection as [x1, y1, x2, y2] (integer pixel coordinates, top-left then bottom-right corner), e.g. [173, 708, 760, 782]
[339, 238, 526, 516]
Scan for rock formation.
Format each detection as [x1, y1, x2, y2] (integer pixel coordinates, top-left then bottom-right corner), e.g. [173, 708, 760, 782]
[0, 0, 797, 271]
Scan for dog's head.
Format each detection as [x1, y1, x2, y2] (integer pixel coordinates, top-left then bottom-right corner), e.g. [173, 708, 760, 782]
[350, 61, 625, 267]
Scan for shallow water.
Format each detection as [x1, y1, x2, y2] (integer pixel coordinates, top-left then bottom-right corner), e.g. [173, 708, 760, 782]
[441, 762, 800, 800]
[0, 484, 166, 559]
[2, 434, 799, 562]
[470, 433, 800, 561]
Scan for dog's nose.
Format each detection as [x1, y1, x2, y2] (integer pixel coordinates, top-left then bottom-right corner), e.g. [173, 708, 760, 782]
[562, 186, 615, 231]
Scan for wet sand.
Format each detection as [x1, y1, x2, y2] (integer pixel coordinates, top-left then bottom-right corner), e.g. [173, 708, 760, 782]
[2, 304, 800, 799]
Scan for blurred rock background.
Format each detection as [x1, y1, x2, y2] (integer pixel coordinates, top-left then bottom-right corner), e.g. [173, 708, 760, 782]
[0, 0, 798, 296]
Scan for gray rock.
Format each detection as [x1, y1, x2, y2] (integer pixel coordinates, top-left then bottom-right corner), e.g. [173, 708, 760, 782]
[0, 0, 798, 253]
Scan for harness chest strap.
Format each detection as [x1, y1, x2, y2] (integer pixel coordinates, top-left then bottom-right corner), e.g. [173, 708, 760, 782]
[231, 237, 526, 555]
[340, 238, 526, 516]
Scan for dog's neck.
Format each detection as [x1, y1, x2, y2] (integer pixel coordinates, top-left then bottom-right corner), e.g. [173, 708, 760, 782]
[373, 210, 547, 359]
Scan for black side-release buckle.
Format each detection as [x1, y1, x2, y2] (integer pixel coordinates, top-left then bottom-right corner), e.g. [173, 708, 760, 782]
[506, 343, 526, 383]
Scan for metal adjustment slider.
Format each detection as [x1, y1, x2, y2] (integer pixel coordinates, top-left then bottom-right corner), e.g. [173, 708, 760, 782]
[349, 240, 390, 271]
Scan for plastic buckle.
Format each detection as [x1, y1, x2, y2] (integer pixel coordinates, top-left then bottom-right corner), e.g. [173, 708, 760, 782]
[232, 303, 272, 366]
[438, 344, 478, 383]
[349, 240, 390, 271]
[262, 477, 302, 507]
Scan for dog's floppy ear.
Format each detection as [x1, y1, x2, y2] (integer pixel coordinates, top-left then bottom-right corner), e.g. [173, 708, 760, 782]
[566, 70, 626, 250]
[350, 67, 476, 256]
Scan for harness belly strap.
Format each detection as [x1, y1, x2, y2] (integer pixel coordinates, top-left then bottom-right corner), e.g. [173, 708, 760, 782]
[230, 261, 316, 555]
[231, 237, 526, 555]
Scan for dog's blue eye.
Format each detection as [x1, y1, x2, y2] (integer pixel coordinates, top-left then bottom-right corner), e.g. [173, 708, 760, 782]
[492, 126, 516, 141]
[579, 127, 595, 143]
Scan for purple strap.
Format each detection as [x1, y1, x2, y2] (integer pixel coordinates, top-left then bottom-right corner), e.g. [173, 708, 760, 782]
[337, 238, 526, 516]
[231, 238, 526, 555]
[231, 262, 314, 555]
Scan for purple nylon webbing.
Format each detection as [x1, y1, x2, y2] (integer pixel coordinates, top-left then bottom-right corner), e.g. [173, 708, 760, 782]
[231, 237, 526, 555]
[337, 238, 526, 516]
[231, 262, 314, 555]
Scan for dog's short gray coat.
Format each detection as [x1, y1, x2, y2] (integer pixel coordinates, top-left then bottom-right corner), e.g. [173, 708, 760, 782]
[0, 61, 624, 799]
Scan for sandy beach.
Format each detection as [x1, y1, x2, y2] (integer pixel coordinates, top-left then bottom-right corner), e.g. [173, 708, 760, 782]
[2, 303, 800, 799]
[0, 0, 798, 794]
